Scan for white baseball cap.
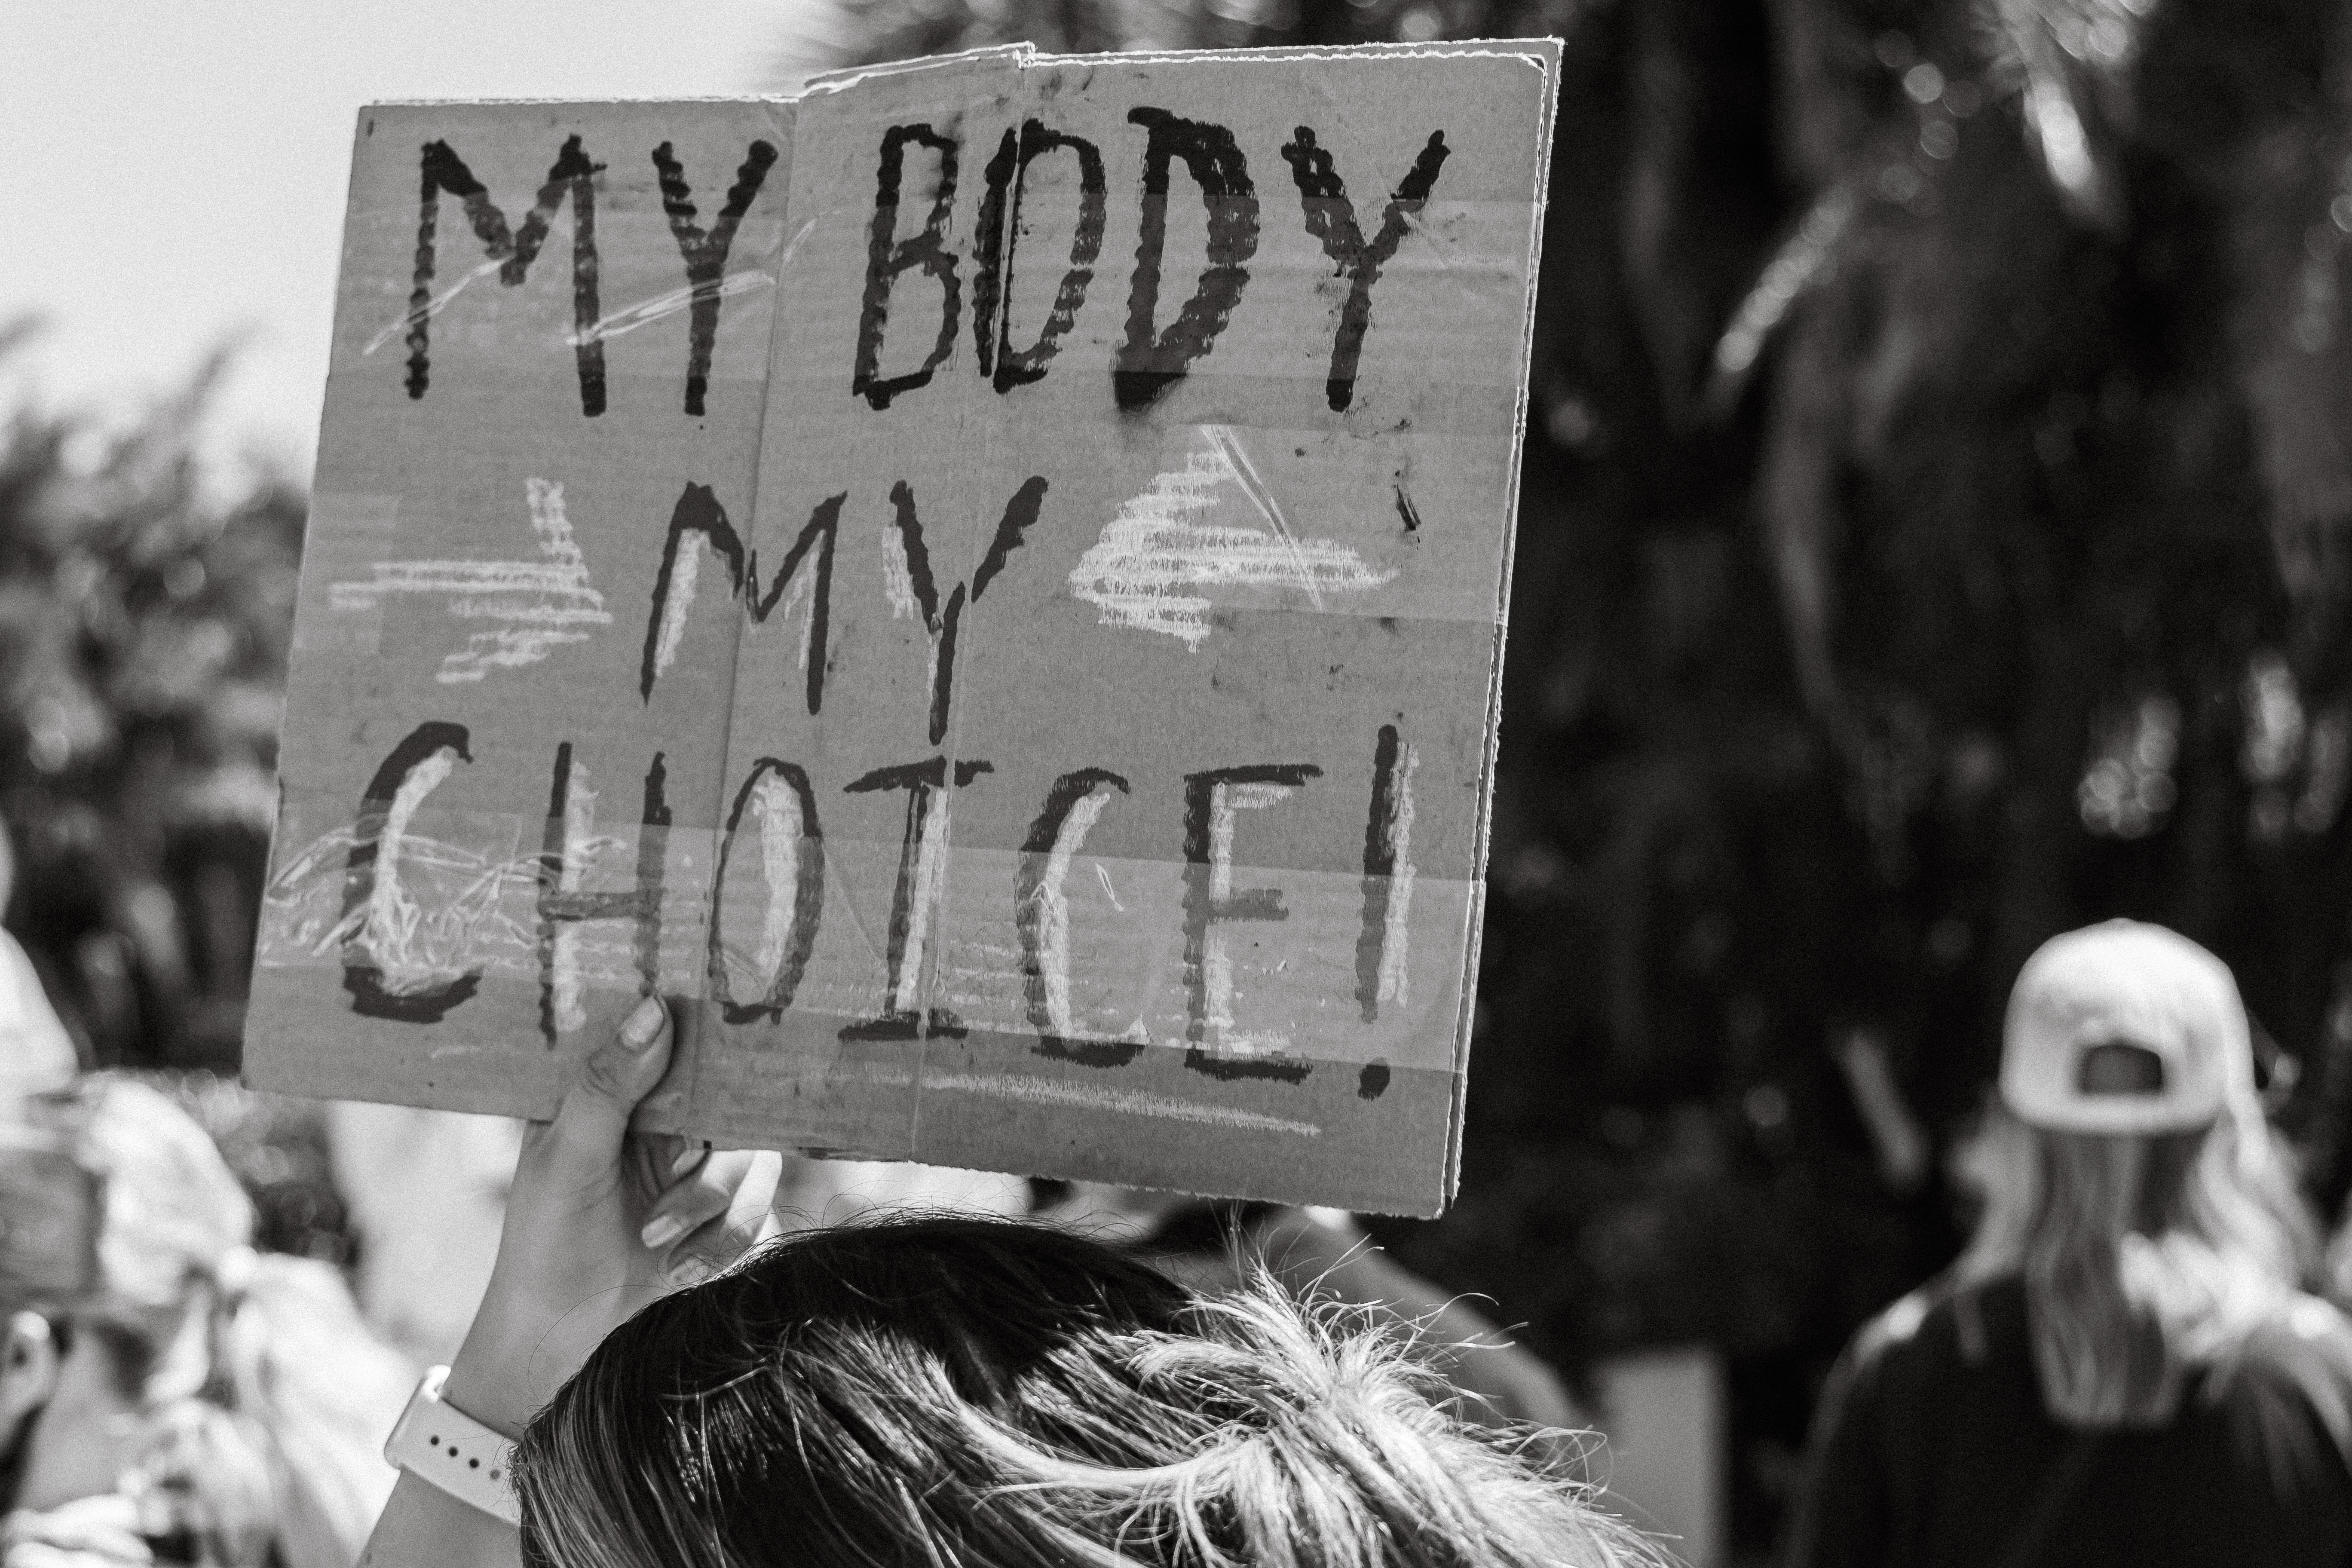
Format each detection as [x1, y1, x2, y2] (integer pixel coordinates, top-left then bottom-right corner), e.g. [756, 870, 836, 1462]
[1998, 919, 2256, 1135]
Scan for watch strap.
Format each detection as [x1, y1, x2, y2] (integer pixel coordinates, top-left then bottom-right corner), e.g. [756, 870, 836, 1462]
[384, 1365, 521, 1526]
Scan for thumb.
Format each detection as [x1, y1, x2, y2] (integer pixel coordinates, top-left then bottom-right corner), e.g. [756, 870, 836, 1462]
[549, 995, 673, 1172]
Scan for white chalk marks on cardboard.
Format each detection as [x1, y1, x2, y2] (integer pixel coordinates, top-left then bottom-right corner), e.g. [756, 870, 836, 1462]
[1070, 426, 1395, 647]
[331, 479, 610, 684]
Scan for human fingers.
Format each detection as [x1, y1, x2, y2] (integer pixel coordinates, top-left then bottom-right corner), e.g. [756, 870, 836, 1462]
[635, 1146, 750, 1253]
[545, 995, 673, 1182]
[632, 1132, 701, 1194]
[660, 1149, 784, 1286]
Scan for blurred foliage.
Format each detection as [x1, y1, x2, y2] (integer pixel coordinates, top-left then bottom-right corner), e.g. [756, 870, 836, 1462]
[0, 325, 300, 1072]
[802, 0, 2352, 1553]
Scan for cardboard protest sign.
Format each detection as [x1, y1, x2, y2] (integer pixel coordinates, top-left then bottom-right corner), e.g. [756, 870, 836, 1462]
[247, 40, 1559, 1215]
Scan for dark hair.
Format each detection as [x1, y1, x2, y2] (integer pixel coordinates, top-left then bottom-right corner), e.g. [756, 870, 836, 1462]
[516, 1215, 1649, 1568]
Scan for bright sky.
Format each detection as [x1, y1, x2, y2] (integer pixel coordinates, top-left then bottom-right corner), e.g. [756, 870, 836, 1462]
[3, 0, 806, 478]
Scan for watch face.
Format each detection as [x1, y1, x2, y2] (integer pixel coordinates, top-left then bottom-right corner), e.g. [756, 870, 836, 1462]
[0, 1137, 100, 1306]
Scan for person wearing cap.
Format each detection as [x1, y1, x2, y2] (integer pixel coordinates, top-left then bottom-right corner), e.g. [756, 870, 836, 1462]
[1785, 919, 2352, 1568]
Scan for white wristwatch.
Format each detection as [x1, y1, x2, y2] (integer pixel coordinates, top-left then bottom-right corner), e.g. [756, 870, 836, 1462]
[384, 1365, 521, 1526]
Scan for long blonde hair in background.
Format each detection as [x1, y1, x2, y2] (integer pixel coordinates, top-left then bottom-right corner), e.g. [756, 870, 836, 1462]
[1956, 1099, 2352, 1466]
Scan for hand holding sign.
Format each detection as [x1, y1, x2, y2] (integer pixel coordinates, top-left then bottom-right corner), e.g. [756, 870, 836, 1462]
[443, 997, 781, 1440]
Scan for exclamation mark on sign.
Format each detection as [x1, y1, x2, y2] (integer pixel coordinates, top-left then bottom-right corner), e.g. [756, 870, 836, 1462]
[1354, 723, 1416, 1024]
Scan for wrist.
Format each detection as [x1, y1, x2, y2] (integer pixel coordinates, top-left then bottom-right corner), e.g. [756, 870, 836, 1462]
[447, 1274, 626, 1438]
[444, 1327, 536, 1441]
[386, 1367, 523, 1530]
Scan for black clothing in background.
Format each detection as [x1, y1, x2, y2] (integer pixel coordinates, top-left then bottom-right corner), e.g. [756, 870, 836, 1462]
[1786, 1276, 2352, 1568]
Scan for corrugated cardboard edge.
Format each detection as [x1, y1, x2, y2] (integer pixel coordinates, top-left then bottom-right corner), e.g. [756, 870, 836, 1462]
[1445, 38, 1564, 1211]
[801, 42, 1038, 96]
[351, 95, 805, 107]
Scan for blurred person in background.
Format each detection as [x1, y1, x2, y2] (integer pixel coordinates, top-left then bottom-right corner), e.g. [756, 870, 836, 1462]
[327, 1105, 521, 1369]
[0, 1075, 410, 1568]
[1787, 920, 2352, 1568]
[0, 819, 78, 1109]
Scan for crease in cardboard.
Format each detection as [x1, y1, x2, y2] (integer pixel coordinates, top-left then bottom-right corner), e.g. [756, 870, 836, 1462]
[671, 95, 806, 1127]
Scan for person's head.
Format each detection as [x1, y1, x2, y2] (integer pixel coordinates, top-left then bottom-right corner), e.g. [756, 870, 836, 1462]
[517, 1215, 1646, 1568]
[1974, 921, 2347, 1444]
[0, 1074, 409, 1567]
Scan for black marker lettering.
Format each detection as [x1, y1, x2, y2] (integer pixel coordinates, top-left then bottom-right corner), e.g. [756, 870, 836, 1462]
[1017, 768, 1135, 1065]
[972, 131, 1020, 380]
[407, 137, 606, 415]
[974, 120, 1107, 392]
[536, 744, 669, 1047]
[852, 125, 961, 410]
[1114, 109, 1259, 413]
[1180, 763, 1318, 1081]
[708, 759, 824, 1024]
[340, 723, 481, 1022]
[887, 477, 1047, 744]
[640, 483, 843, 714]
[840, 757, 992, 1041]
[1354, 723, 1416, 1023]
[652, 139, 781, 416]
[1279, 127, 1449, 412]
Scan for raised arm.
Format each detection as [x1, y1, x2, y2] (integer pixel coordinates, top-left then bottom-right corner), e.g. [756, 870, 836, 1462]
[360, 998, 781, 1568]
